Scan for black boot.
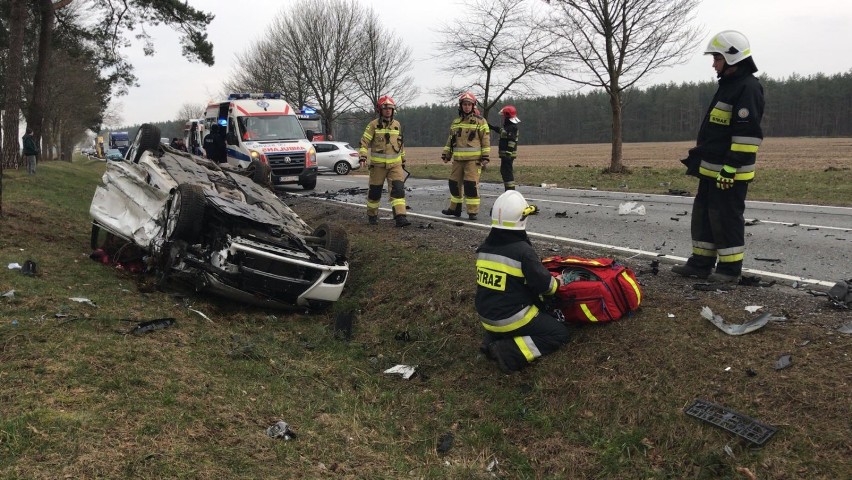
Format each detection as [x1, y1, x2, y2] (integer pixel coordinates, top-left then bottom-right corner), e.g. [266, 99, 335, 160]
[368, 215, 378, 225]
[441, 206, 462, 218]
[394, 215, 411, 228]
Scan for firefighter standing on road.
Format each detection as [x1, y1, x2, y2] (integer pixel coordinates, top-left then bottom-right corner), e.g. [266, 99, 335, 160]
[672, 30, 764, 284]
[488, 105, 521, 191]
[359, 95, 410, 227]
[476, 190, 570, 373]
[441, 92, 490, 221]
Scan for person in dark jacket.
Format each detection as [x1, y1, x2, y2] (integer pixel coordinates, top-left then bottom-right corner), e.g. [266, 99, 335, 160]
[672, 30, 764, 285]
[22, 128, 39, 175]
[203, 124, 227, 163]
[476, 190, 569, 373]
[488, 106, 521, 190]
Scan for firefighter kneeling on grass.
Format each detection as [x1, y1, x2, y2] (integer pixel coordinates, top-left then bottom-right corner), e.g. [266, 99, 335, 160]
[359, 95, 410, 227]
[476, 191, 571, 373]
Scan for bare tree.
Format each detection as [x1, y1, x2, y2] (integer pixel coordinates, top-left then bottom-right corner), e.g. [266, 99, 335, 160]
[175, 103, 207, 121]
[352, 13, 418, 113]
[224, 37, 313, 108]
[545, 0, 703, 172]
[434, 0, 567, 118]
[271, 0, 365, 137]
[2, 0, 29, 170]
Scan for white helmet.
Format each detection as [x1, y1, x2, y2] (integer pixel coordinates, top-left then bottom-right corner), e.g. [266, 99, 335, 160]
[705, 30, 751, 65]
[490, 190, 537, 230]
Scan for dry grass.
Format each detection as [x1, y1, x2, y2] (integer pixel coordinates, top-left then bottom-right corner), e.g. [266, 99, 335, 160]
[405, 137, 852, 170]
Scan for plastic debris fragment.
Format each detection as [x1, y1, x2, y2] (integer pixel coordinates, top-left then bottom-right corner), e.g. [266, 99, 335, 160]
[69, 297, 98, 307]
[838, 322, 852, 334]
[617, 201, 646, 215]
[7, 263, 22, 270]
[130, 318, 175, 335]
[266, 420, 296, 440]
[1, 290, 15, 298]
[700, 307, 770, 335]
[384, 364, 417, 379]
[773, 354, 792, 370]
[684, 398, 777, 446]
[436, 431, 454, 454]
[744, 306, 763, 313]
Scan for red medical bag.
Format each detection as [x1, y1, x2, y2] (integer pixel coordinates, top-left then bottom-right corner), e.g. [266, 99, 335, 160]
[541, 256, 642, 323]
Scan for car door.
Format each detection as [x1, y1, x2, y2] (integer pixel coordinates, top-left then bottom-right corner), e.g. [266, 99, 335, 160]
[314, 143, 338, 171]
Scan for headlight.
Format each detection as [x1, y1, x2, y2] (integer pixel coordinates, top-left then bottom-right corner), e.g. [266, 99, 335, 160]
[249, 149, 268, 165]
[306, 147, 316, 168]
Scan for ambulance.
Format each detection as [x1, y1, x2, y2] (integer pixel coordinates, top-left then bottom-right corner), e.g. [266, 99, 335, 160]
[205, 93, 318, 190]
[183, 118, 205, 156]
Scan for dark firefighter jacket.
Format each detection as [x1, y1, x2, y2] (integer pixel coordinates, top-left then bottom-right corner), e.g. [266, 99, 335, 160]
[22, 134, 39, 156]
[359, 117, 404, 165]
[687, 67, 764, 182]
[488, 121, 518, 159]
[475, 229, 559, 333]
[443, 113, 490, 162]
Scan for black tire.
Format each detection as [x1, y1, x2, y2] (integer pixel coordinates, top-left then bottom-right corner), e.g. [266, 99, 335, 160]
[301, 176, 317, 190]
[165, 184, 205, 242]
[334, 161, 351, 175]
[250, 160, 272, 186]
[131, 123, 162, 163]
[311, 223, 349, 257]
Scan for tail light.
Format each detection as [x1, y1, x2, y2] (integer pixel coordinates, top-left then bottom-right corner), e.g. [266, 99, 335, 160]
[306, 147, 317, 168]
[349, 152, 359, 157]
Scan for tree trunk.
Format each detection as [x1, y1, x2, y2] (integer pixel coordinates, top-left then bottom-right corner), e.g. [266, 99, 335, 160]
[2, 0, 27, 170]
[608, 89, 626, 173]
[25, 0, 56, 149]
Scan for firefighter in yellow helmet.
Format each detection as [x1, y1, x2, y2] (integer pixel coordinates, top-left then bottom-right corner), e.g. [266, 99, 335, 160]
[476, 190, 570, 373]
[672, 30, 764, 284]
[359, 95, 410, 227]
[441, 91, 490, 221]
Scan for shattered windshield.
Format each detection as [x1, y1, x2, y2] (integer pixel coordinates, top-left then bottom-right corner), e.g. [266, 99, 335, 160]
[238, 115, 305, 142]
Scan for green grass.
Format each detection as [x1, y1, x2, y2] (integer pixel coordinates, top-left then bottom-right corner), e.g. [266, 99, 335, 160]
[0, 158, 848, 478]
[405, 164, 852, 206]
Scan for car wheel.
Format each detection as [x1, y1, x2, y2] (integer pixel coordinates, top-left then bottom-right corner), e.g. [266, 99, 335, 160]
[334, 161, 351, 175]
[310, 223, 349, 257]
[165, 184, 205, 242]
[131, 123, 162, 163]
[301, 177, 317, 190]
[250, 159, 272, 186]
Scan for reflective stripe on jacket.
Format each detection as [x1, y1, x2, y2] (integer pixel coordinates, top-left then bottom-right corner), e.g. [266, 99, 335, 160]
[488, 122, 518, 158]
[688, 69, 764, 182]
[360, 118, 404, 164]
[443, 114, 490, 161]
[475, 235, 558, 332]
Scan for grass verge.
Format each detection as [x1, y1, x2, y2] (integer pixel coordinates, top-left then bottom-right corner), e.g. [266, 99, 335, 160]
[0, 158, 848, 478]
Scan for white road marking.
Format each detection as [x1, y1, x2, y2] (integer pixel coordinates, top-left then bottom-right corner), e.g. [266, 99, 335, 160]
[302, 194, 837, 288]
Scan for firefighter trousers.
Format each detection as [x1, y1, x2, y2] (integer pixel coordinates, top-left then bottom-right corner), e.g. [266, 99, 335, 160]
[499, 155, 515, 190]
[446, 159, 481, 214]
[482, 310, 570, 372]
[367, 162, 407, 217]
[686, 178, 749, 275]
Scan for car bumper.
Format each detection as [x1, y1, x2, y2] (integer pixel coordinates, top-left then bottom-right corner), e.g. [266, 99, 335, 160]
[272, 166, 318, 185]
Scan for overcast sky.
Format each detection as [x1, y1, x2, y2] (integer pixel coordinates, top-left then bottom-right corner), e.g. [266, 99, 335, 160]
[113, 0, 852, 126]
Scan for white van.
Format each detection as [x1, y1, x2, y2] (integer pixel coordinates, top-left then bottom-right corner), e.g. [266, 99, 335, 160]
[205, 93, 318, 190]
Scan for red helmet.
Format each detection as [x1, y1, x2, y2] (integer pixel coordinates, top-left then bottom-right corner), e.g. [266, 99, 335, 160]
[458, 91, 477, 106]
[377, 95, 396, 111]
[499, 105, 520, 124]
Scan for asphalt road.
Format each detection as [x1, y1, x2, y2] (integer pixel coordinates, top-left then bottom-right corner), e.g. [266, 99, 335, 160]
[286, 173, 852, 288]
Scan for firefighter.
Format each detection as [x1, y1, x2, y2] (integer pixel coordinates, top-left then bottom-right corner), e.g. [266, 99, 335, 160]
[441, 92, 490, 220]
[488, 105, 521, 190]
[476, 190, 570, 373]
[359, 95, 410, 227]
[672, 30, 764, 284]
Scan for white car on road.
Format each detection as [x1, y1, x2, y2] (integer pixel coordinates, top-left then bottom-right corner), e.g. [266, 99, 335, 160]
[313, 141, 361, 175]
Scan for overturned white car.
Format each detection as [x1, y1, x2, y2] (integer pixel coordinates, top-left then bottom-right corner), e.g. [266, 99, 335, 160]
[89, 124, 349, 309]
